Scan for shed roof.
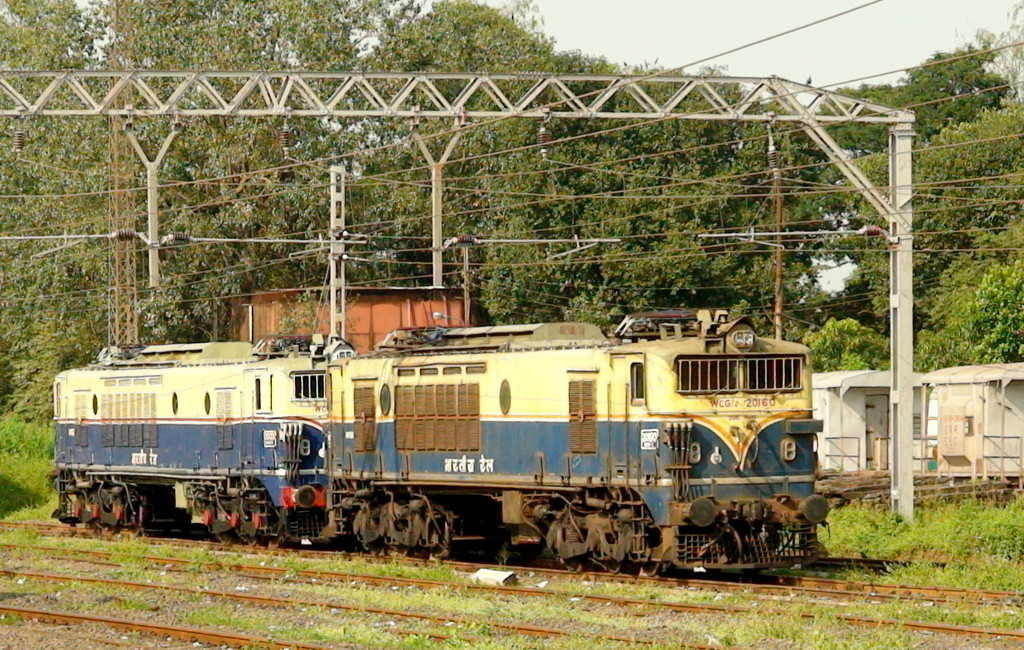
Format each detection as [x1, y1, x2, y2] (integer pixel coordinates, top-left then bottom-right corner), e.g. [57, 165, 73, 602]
[812, 370, 922, 390]
[813, 370, 889, 390]
[922, 363, 1024, 384]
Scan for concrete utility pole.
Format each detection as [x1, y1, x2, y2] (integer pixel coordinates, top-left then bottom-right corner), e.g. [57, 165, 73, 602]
[328, 165, 346, 339]
[123, 126, 180, 288]
[413, 129, 463, 288]
[889, 123, 916, 520]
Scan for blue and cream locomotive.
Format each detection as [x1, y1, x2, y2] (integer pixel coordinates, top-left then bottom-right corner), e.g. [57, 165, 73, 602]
[53, 309, 827, 569]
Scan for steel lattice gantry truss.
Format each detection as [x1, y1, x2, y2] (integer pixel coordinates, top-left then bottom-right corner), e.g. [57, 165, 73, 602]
[0, 71, 912, 124]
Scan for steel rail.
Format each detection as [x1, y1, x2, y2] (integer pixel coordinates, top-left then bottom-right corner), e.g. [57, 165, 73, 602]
[0, 540, 940, 609]
[0, 602, 328, 649]
[0, 567, 655, 646]
[1, 550, 472, 644]
[4, 560, 1023, 644]
[17, 540, 1021, 613]
[811, 556, 949, 571]
[0, 521, 1009, 606]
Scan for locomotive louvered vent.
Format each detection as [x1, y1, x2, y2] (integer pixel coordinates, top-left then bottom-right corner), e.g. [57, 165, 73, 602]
[677, 355, 803, 393]
[395, 383, 480, 452]
[97, 392, 158, 448]
[353, 385, 377, 452]
[568, 380, 597, 454]
[216, 390, 234, 450]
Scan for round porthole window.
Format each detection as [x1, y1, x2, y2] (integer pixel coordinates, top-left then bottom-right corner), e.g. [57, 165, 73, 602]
[379, 384, 392, 416]
[91, 394, 98, 415]
[171, 393, 179, 415]
[499, 379, 511, 415]
[204, 392, 211, 415]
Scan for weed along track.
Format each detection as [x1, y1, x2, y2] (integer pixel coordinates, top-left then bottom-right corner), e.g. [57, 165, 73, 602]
[3, 520, 1022, 607]
[0, 602, 329, 649]
[6, 532, 1024, 645]
[6, 539, 1017, 608]
[0, 566, 661, 647]
[4, 555, 1024, 645]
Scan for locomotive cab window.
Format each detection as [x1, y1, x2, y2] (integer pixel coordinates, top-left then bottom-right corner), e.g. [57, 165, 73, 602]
[292, 372, 326, 400]
[677, 355, 803, 393]
[629, 362, 645, 402]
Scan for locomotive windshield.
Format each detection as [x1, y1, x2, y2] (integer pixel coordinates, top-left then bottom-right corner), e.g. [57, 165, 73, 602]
[677, 354, 803, 394]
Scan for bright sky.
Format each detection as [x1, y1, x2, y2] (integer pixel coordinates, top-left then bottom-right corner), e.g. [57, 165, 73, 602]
[475, 1, 1014, 85]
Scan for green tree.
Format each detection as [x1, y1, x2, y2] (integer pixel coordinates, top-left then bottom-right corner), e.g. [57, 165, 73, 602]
[804, 44, 1012, 333]
[804, 318, 888, 372]
[0, 0, 424, 419]
[0, 1, 1014, 420]
[918, 258, 1024, 371]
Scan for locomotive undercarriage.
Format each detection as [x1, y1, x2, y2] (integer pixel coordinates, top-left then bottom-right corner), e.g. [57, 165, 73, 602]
[54, 470, 187, 534]
[54, 470, 287, 543]
[324, 482, 824, 570]
[54, 470, 822, 570]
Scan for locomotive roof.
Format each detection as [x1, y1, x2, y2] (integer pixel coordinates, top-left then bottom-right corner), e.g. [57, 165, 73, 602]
[613, 335, 810, 356]
[373, 322, 608, 354]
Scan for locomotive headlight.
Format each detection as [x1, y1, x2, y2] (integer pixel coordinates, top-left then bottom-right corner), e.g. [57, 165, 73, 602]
[731, 328, 756, 350]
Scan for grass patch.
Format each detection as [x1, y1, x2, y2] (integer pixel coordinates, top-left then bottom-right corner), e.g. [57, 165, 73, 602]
[0, 418, 54, 519]
[824, 496, 1024, 562]
[812, 496, 1024, 591]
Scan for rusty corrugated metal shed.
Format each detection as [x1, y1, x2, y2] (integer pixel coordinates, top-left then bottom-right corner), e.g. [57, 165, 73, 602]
[227, 286, 477, 354]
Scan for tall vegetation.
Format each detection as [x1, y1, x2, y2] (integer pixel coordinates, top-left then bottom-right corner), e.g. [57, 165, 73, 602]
[0, 0, 1022, 416]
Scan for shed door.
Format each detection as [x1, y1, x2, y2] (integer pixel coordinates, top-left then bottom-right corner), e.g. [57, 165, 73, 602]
[864, 393, 889, 470]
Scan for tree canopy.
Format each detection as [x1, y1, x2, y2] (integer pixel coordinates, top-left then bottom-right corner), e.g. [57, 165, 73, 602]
[804, 318, 889, 373]
[0, 0, 1022, 417]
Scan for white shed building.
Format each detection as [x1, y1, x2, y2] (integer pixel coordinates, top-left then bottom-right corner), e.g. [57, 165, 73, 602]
[812, 370, 925, 472]
[922, 363, 1024, 479]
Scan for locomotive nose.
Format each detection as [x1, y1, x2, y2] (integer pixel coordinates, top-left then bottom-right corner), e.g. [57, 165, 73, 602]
[799, 494, 830, 523]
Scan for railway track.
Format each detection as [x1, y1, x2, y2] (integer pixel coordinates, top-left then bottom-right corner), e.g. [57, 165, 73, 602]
[0, 566, 665, 647]
[0, 602, 329, 649]
[4, 537, 1024, 643]
[0, 520, 1016, 606]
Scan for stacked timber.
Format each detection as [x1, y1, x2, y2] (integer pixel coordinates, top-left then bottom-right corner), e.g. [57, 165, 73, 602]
[815, 471, 1019, 507]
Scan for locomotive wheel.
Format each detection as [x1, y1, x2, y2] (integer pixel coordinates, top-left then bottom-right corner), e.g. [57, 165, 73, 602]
[637, 561, 665, 577]
[353, 503, 387, 551]
[215, 529, 240, 544]
[545, 511, 589, 567]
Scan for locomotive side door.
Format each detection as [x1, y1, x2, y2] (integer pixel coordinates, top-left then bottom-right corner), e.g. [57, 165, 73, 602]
[246, 369, 273, 469]
[611, 353, 651, 487]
